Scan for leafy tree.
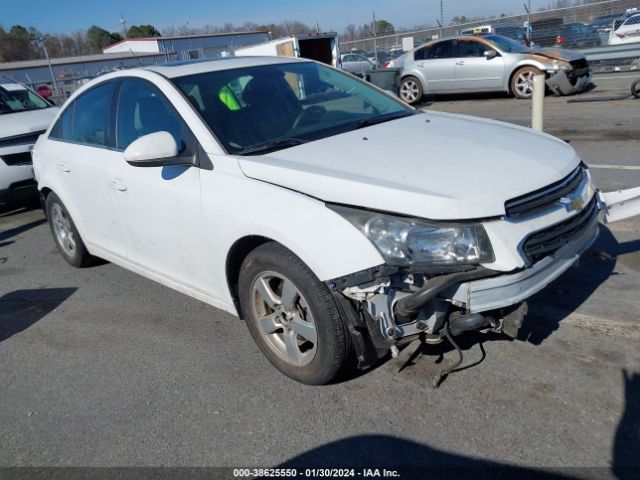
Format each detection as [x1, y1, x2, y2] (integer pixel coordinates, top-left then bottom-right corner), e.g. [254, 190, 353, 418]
[126, 24, 161, 38]
[86, 25, 113, 51]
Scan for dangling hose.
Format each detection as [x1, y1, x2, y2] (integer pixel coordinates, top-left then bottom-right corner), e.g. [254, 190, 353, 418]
[432, 322, 464, 389]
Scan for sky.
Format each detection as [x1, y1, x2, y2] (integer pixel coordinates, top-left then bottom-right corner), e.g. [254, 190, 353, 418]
[1, 0, 531, 35]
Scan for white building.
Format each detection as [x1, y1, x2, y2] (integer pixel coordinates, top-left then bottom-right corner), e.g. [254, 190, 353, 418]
[103, 31, 271, 60]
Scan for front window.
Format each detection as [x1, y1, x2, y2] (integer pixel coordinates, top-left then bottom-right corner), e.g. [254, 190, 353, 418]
[172, 61, 412, 155]
[484, 35, 531, 53]
[0, 83, 51, 115]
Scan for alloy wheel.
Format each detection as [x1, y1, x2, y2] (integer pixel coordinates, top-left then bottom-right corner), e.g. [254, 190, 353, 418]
[250, 271, 318, 367]
[400, 79, 420, 103]
[51, 203, 76, 256]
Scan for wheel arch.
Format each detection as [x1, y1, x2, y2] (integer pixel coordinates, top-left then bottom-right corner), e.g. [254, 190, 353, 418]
[507, 62, 546, 95]
[225, 235, 274, 318]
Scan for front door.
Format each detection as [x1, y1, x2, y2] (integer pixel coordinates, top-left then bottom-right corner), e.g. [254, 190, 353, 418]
[105, 77, 207, 290]
[453, 39, 505, 91]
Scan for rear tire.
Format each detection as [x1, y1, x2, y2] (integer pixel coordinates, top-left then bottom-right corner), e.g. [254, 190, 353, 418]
[399, 76, 424, 104]
[46, 192, 96, 268]
[511, 66, 544, 99]
[238, 242, 352, 385]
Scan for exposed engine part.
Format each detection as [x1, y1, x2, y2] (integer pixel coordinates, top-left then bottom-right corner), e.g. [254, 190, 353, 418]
[497, 302, 528, 338]
[433, 322, 464, 389]
[448, 311, 494, 337]
[394, 268, 494, 323]
[342, 280, 389, 301]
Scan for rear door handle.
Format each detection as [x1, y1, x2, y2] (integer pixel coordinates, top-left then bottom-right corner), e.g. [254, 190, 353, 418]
[455, 61, 464, 66]
[58, 162, 70, 173]
[111, 179, 127, 192]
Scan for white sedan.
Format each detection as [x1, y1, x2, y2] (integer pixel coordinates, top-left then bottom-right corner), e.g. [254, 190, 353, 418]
[33, 57, 639, 384]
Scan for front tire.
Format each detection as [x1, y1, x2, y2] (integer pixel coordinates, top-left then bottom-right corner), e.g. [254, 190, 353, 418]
[238, 242, 352, 385]
[399, 76, 424, 104]
[46, 192, 95, 268]
[511, 66, 544, 99]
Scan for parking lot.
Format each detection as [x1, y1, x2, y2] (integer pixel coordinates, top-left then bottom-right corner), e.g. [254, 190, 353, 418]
[1, 73, 639, 476]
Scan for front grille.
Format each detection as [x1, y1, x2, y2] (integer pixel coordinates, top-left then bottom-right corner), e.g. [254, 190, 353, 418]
[505, 166, 584, 218]
[1, 151, 32, 166]
[522, 196, 598, 263]
[0, 130, 45, 148]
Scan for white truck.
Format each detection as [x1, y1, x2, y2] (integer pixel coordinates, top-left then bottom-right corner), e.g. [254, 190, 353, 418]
[234, 33, 341, 68]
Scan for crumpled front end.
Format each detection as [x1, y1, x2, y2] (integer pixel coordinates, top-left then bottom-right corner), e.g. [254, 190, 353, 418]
[327, 164, 601, 369]
[546, 58, 593, 95]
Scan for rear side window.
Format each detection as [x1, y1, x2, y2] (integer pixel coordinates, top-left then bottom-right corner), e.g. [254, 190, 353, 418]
[49, 104, 74, 140]
[417, 41, 454, 60]
[49, 82, 115, 147]
[71, 82, 115, 147]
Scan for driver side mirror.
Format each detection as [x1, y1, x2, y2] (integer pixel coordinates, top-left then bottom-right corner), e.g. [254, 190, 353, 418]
[484, 49, 498, 59]
[124, 131, 195, 168]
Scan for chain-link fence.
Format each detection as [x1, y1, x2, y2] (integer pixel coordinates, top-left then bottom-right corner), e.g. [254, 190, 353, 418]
[340, 0, 640, 72]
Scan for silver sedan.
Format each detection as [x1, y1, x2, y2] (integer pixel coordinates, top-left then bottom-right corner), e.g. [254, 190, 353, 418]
[387, 35, 592, 104]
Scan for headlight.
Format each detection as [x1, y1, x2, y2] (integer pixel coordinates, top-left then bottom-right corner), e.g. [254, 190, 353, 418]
[551, 59, 572, 71]
[328, 205, 494, 267]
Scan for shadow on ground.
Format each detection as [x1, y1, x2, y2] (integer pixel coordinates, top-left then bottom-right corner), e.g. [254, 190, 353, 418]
[0, 288, 77, 342]
[279, 371, 640, 478]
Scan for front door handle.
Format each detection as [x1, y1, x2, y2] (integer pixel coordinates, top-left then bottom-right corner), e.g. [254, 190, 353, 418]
[111, 179, 127, 192]
[455, 61, 464, 66]
[58, 162, 70, 173]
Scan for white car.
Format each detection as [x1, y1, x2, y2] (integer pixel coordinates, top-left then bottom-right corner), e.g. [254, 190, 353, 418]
[609, 10, 640, 45]
[0, 79, 58, 205]
[32, 57, 640, 385]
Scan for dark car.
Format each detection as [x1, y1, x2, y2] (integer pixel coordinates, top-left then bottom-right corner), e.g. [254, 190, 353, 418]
[531, 17, 564, 47]
[555, 23, 601, 49]
[589, 13, 624, 33]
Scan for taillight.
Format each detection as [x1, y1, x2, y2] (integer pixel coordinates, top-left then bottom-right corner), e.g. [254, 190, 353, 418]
[383, 61, 391, 69]
[556, 35, 566, 44]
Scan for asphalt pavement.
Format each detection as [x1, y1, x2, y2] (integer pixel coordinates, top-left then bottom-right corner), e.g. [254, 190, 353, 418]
[1, 73, 639, 477]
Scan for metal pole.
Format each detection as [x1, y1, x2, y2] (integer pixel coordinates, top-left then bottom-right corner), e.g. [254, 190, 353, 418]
[372, 11, 378, 70]
[43, 46, 60, 103]
[531, 74, 545, 131]
[440, 0, 444, 39]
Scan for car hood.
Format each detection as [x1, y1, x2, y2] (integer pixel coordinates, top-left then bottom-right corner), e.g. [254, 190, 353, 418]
[0, 107, 59, 139]
[528, 47, 585, 62]
[238, 111, 580, 220]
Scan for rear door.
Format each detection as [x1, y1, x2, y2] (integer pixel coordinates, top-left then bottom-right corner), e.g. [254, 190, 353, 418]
[453, 39, 505, 91]
[414, 40, 456, 92]
[45, 81, 120, 251]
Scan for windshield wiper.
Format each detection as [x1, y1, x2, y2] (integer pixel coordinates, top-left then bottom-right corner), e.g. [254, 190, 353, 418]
[236, 137, 309, 156]
[357, 111, 412, 129]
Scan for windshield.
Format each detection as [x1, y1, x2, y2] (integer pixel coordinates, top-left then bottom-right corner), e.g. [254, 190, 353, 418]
[0, 83, 50, 115]
[484, 35, 531, 53]
[172, 61, 412, 155]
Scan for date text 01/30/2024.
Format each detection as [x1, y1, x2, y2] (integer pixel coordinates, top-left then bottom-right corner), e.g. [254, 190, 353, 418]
[232, 468, 401, 478]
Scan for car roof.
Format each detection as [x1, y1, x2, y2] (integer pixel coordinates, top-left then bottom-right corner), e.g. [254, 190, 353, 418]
[145, 55, 309, 79]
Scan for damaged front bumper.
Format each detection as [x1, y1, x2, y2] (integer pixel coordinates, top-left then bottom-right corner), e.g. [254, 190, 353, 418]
[546, 67, 592, 95]
[328, 194, 600, 369]
[446, 210, 598, 314]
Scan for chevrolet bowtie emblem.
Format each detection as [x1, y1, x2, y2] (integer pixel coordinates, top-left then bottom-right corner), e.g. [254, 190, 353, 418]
[559, 196, 585, 212]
